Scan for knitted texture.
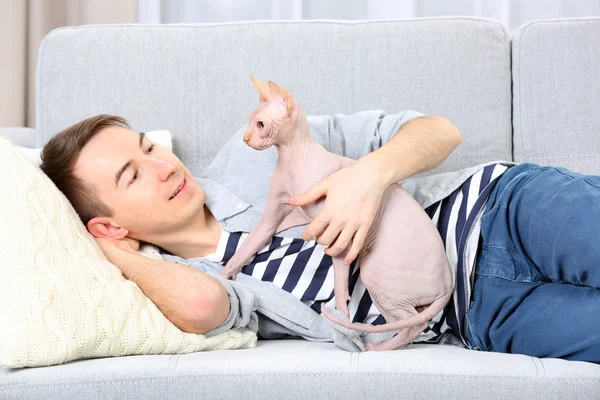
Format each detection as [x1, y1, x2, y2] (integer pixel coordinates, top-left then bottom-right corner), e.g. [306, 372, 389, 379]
[0, 138, 256, 368]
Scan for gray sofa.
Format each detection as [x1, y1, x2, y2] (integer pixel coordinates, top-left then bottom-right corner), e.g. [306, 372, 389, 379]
[2, 17, 600, 399]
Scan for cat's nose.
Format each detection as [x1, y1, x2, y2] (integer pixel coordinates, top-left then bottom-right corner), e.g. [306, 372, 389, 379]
[243, 131, 252, 143]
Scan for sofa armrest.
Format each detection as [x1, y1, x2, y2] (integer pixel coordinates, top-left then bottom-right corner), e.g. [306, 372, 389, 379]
[0, 127, 37, 148]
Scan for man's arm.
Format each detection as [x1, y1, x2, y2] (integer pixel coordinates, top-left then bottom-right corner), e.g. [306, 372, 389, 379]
[289, 114, 462, 265]
[97, 238, 230, 334]
[362, 115, 462, 186]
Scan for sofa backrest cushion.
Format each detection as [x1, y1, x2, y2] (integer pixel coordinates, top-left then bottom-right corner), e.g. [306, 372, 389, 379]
[36, 19, 512, 177]
[512, 17, 600, 174]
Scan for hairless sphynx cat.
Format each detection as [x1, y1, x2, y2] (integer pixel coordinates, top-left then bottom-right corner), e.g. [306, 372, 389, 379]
[219, 78, 454, 350]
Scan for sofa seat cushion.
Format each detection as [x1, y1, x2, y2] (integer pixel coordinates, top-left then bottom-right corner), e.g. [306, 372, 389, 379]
[2, 340, 599, 399]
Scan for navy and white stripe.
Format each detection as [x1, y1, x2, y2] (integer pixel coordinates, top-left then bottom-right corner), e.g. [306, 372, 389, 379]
[203, 163, 511, 344]
[421, 163, 510, 343]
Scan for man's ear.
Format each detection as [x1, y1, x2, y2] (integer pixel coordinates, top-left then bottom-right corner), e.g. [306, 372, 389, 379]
[87, 217, 130, 239]
[250, 76, 271, 103]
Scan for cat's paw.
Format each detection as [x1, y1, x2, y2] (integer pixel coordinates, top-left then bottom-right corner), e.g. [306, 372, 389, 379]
[364, 341, 379, 352]
[220, 258, 243, 280]
[334, 290, 351, 318]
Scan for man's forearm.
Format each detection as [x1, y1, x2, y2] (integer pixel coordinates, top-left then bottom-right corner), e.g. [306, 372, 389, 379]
[362, 115, 462, 185]
[116, 252, 230, 334]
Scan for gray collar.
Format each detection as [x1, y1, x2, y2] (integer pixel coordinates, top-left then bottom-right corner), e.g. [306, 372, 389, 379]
[197, 176, 251, 222]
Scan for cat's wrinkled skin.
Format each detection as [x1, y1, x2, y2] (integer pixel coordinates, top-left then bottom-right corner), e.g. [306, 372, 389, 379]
[219, 77, 454, 350]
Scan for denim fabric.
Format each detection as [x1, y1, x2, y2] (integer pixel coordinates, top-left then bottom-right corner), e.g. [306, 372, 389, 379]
[465, 163, 600, 362]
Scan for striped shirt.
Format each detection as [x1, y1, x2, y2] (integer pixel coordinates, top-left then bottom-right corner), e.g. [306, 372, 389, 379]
[202, 163, 511, 344]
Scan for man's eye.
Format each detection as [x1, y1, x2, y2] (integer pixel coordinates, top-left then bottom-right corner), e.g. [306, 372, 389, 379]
[130, 170, 138, 184]
[147, 144, 154, 153]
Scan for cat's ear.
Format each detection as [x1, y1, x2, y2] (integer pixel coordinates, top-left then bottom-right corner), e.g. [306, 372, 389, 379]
[267, 81, 291, 114]
[250, 76, 270, 103]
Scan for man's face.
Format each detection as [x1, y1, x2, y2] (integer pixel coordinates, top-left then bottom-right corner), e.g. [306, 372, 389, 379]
[75, 126, 206, 240]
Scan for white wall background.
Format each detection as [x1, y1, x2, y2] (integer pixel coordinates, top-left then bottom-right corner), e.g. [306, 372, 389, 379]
[138, 0, 600, 31]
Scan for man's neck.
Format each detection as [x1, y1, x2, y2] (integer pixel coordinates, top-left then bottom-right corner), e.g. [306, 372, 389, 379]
[155, 204, 223, 259]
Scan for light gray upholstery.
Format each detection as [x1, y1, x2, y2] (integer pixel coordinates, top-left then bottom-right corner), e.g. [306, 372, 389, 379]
[35, 18, 512, 176]
[512, 17, 600, 173]
[2, 17, 600, 400]
[0, 127, 36, 148]
[2, 341, 599, 400]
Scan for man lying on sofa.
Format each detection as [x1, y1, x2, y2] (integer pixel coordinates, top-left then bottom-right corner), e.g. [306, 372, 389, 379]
[40, 112, 599, 363]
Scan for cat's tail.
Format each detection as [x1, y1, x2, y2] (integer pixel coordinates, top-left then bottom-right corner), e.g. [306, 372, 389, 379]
[320, 293, 450, 333]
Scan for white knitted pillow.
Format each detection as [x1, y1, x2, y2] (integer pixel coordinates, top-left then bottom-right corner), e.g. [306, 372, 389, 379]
[0, 138, 256, 368]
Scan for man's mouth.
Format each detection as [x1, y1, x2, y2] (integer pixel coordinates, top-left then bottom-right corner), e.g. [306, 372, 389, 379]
[169, 179, 187, 200]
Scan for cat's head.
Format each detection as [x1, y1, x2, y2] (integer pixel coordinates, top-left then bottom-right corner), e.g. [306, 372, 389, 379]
[243, 77, 303, 150]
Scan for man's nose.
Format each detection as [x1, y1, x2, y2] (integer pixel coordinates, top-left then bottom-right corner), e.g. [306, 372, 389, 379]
[148, 157, 176, 181]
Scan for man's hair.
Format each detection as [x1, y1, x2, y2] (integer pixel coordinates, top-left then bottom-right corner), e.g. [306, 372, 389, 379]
[40, 114, 130, 226]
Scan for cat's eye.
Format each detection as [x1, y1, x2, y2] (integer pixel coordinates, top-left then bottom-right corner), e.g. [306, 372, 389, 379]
[257, 121, 264, 129]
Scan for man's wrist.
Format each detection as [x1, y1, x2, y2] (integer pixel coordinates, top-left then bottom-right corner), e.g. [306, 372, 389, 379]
[360, 147, 402, 188]
[111, 250, 149, 280]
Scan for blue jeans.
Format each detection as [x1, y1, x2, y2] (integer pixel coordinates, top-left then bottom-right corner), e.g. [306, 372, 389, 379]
[465, 163, 600, 362]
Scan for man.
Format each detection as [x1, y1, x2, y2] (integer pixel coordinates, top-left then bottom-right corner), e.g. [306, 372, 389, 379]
[40, 111, 600, 362]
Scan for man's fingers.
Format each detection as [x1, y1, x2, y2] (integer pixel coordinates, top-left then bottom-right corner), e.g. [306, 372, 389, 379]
[288, 177, 329, 206]
[325, 225, 355, 257]
[301, 215, 329, 241]
[317, 221, 343, 247]
[344, 226, 368, 265]
[123, 237, 141, 252]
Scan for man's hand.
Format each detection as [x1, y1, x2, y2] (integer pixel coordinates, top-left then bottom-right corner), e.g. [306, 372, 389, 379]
[288, 115, 462, 266]
[288, 158, 388, 266]
[95, 237, 140, 277]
